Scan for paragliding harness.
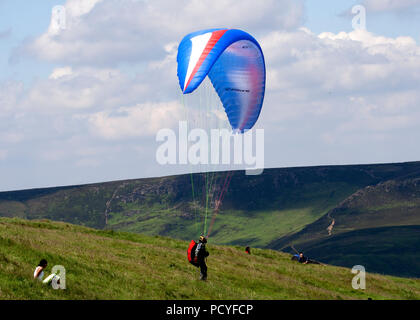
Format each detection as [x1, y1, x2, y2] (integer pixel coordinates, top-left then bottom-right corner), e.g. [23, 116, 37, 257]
[187, 240, 200, 267]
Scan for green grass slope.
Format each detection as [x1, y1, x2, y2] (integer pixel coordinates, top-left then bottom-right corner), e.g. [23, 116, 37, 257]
[272, 178, 420, 247]
[0, 218, 418, 300]
[268, 178, 420, 277]
[2, 161, 420, 248]
[288, 226, 420, 278]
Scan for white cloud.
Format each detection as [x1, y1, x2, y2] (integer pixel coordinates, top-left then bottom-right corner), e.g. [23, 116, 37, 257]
[263, 28, 420, 95]
[2, 0, 420, 189]
[362, 0, 420, 13]
[5, 26, 420, 158]
[64, 0, 103, 18]
[258, 27, 420, 164]
[49, 67, 73, 79]
[21, 67, 150, 113]
[88, 101, 183, 139]
[19, 0, 304, 67]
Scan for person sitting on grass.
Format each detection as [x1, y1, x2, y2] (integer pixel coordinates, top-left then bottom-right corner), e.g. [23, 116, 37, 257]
[34, 259, 61, 287]
[34, 259, 48, 281]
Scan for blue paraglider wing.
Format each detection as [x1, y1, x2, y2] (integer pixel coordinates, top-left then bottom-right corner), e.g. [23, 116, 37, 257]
[177, 29, 266, 132]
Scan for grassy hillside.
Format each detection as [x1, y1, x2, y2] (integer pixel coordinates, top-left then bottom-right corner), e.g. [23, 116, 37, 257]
[0, 218, 419, 300]
[1, 161, 420, 278]
[2, 162, 420, 247]
[269, 178, 420, 277]
[287, 226, 420, 278]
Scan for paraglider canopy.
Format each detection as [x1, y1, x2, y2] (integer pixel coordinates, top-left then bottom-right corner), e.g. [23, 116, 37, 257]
[177, 28, 266, 132]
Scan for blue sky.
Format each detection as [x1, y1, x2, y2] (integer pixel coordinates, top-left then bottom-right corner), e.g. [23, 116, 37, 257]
[0, 0, 65, 84]
[1, 0, 420, 191]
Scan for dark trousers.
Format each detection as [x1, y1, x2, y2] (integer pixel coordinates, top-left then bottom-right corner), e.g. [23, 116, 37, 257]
[199, 260, 207, 280]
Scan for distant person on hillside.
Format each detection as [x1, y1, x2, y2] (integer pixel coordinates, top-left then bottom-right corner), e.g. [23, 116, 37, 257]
[34, 259, 48, 281]
[195, 236, 209, 280]
[298, 252, 309, 264]
[292, 252, 322, 265]
[245, 246, 251, 254]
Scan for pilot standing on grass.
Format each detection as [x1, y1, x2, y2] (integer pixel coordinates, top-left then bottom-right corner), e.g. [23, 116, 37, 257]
[195, 236, 209, 280]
